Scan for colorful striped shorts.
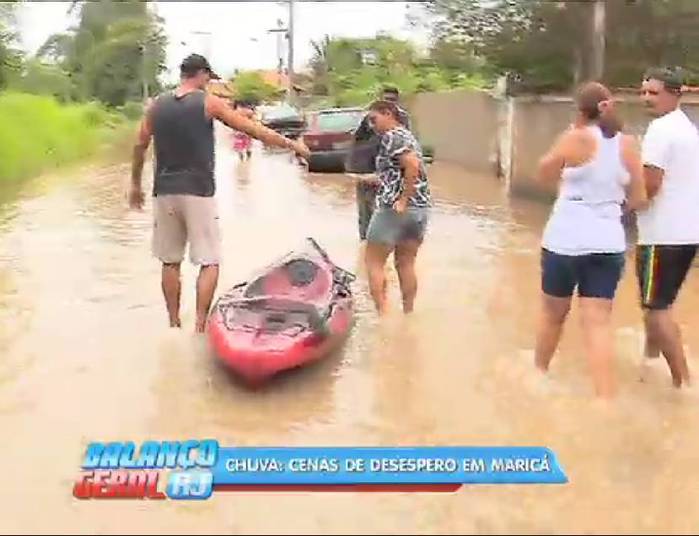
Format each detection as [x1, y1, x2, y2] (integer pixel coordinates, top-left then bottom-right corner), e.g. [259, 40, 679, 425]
[635, 244, 697, 309]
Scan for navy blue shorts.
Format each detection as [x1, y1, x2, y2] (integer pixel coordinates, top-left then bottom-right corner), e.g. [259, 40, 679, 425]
[541, 248, 625, 299]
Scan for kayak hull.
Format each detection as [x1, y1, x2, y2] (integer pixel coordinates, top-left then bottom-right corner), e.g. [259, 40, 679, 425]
[207, 239, 355, 385]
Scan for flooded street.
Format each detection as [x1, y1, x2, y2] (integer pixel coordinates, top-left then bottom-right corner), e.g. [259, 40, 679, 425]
[1, 130, 699, 535]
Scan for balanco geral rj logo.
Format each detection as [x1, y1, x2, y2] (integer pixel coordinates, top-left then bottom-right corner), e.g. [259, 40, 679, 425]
[73, 440, 218, 500]
[167, 470, 214, 500]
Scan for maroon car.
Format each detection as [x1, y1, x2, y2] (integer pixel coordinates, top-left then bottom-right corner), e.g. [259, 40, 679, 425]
[302, 107, 365, 172]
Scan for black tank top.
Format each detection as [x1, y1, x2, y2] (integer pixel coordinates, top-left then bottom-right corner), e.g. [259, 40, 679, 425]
[151, 90, 215, 197]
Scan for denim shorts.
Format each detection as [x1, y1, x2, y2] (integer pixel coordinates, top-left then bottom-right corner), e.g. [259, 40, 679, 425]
[366, 207, 429, 247]
[541, 248, 625, 299]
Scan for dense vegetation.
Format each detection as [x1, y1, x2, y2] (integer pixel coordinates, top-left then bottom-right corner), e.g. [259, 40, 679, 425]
[0, 1, 162, 183]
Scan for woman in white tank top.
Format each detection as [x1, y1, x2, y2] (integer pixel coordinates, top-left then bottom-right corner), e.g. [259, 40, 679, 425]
[533, 82, 647, 398]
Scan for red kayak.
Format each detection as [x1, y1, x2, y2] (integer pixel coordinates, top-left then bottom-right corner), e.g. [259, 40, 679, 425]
[207, 238, 355, 385]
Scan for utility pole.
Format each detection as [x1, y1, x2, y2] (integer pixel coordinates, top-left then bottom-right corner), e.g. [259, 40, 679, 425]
[269, 16, 289, 101]
[139, 37, 156, 104]
[142, 56, 149, 103]
[141, 2, 151, 103]
[590, 0, 606, 80]
[268, 1, 296, 102]
[287, 0, 295, 97]
[140, 43, 148, 103]
[272, 18, 285, 77]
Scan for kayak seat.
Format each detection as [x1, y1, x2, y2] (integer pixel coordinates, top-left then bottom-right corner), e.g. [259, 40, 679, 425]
[243, 259, 331, 301]
[224, 296, 327, 335]
[285, 259, 319, 287]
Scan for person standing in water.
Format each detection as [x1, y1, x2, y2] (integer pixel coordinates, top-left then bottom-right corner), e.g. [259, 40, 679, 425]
[364, 100, 431, 316]
[129, 54, 309, 333]
[534, 82, 647, 398]
[231, 101, 254, 162]
[636, 67, 699, 388]
[350, 87, 413, 241]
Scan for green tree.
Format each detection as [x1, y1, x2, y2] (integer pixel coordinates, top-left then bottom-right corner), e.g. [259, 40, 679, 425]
[36, 0, 167, 106]
[15, 59, 73, 101]
[322, 36, 421, 105]
[231, 71, 281, 105]
[429, 38, 478, 72]
[422, 0, 588, 92]
[0, 1, 22, 89]
[604, 0, 699, 87]
[309, 35, 331, 95]
[422, 0, 699, 92]
[307, 34, 488, 106]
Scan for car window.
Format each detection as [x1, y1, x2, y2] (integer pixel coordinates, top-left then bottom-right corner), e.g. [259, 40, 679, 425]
[316, 111, 364, 132]
[263, 104, 301, 121]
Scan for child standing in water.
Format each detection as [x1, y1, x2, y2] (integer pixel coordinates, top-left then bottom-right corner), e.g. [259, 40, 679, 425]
[232, 101, 255, 161]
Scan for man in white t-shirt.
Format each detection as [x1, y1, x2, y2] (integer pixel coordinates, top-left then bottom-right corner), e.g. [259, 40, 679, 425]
[636, 67, 699, 388]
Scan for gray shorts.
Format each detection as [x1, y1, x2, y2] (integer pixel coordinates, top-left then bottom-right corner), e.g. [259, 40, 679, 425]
[152, 194, 221, 266]
[366, 207, 429, 247]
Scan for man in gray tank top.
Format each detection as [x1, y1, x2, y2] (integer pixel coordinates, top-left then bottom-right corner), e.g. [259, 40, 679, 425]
[129, 54, 309, 333]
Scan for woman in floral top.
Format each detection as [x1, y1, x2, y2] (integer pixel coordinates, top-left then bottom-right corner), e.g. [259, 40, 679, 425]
[364, 100, 431, 315]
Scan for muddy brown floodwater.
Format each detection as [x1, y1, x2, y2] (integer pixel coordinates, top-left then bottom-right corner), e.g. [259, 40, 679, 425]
[1, 130, 698, 534]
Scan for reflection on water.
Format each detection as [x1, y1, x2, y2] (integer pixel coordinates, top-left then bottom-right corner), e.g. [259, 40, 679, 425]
[0, 139, 698, 534]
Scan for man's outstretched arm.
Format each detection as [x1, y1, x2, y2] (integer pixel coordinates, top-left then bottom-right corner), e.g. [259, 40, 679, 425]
[206, 95, 309, 159]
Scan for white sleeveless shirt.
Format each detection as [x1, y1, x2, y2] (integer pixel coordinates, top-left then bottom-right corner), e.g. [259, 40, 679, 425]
[542, 125, 629, 255]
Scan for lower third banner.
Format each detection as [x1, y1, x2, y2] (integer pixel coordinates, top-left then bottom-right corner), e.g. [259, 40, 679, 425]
[210, 446, 568, 490]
